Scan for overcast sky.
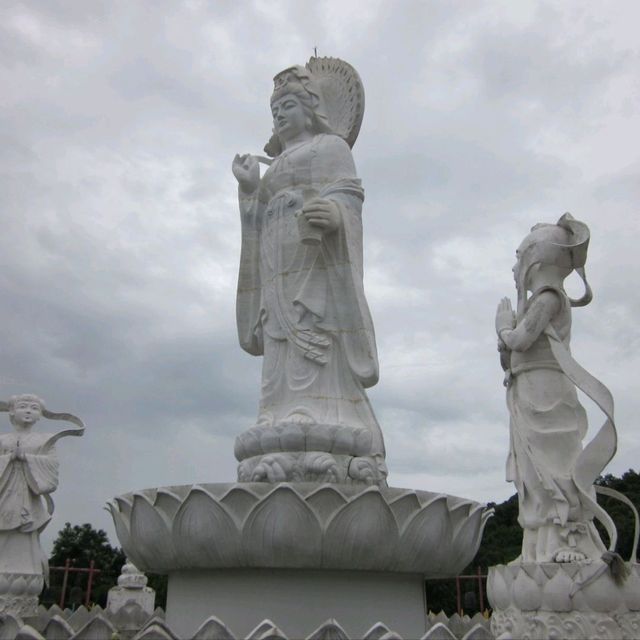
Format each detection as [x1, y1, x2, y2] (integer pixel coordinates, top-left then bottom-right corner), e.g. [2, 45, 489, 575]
[2, 0, 639, 555]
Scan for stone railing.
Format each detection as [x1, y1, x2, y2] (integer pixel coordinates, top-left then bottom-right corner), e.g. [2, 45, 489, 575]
[0, 605, 493, 639]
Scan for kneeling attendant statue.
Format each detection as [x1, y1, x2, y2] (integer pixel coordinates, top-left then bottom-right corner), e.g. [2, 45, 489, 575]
[0, 394, 84, 616]
[488, 214, 640, 639]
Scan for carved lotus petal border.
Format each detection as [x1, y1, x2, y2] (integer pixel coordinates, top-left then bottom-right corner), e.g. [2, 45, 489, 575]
[108, 483, 491, 576]
[488, 562, 640, 614]
[5, 607, 495, 640]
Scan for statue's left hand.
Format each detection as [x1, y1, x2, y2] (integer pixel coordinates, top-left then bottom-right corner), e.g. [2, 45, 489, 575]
[495, 297, 516, 336]
[301, 198, 340, 234]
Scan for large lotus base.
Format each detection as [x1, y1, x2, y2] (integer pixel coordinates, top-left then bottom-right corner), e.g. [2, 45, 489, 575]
[108, 482, 491, 637]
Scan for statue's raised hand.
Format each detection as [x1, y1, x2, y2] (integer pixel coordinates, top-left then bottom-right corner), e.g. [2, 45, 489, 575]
[232, 153, 260, 194]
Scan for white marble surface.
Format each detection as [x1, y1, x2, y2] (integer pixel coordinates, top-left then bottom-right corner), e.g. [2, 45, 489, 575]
[107, 560, 155, 617]
[489, 563, 640, 639]
[0, 395, 84, 616]
[167, 569, 427, 639]
[108, 482, 491, 576]
[495, 214, 619, 564]
[232, 59, 386, 485]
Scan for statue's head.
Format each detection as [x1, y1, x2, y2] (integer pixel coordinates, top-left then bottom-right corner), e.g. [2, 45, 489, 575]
[265, 66, 333, 156]
[8, 393, 44, 429]
[515, 213, 592, 309]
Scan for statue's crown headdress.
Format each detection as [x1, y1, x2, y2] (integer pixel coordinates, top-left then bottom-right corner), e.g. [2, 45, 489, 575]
[517, 213, 592, 310]
[265, 57, 365, 158]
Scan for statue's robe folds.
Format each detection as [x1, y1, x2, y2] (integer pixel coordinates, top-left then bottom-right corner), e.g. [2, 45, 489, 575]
[0, 432, 58, 577]
[236, 134, 385, 463]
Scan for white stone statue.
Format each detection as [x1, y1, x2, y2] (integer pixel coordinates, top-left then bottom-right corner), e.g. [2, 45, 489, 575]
[232, 58, 387, 485]
[488, 214, 640, 638]
[495, 213, 624, 564]
[0, 394, 84, 615]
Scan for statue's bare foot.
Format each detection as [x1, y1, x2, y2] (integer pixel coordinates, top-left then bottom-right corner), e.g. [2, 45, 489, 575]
[553, 547, 591, 563]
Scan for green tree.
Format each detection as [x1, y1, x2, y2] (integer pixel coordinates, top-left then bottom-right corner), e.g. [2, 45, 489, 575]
[595, 469, 640, 561]
[47, 522, 168, 609]
[47, 523, 126, 608]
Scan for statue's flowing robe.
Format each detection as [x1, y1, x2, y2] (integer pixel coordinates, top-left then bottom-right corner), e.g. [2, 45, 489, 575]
[236, 134, 384, 460]
[0, 432, 58, 577]
[506, 287, 617, 560]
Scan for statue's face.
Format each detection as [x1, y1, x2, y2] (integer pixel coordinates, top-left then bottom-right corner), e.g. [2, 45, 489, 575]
[271, 94, 307, 141]
[11, 398, 42, 429]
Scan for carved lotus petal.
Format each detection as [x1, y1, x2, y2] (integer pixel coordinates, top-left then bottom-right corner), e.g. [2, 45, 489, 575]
[389, 493, 422, 529]
[260, 429, 281, 455]
[110, 483, 489, 577]
[73, 616, 116, 640]
[421, 622, 457, 639]
[362, 623, 391, 640]
[115, 495, 132, 521]
[43, 615, 74, 639]
[448, 500, 472, 533]
[130, 494, 175, 571]
[106, 500, 137, 563]
[134, 620, 180, 640]
[242, 485, 322, 567]
[324, 488, 398, 570]
[308, 425, 338, 452]
[512, 567, 542, 611]
[623, 569, 640, 611]
[540, 564, 572, 612]
[280, 423, 306, 452]
[25, 575, 44, 595]
[397, 496, 451, 573]
[487, 567, 510, 611]
[154, 490, 181, 522]
[8, 576, 26, 595]
[192, 615, 235, 640]
[173, 487, 240, 568]
[460, 623, 492, 640]
[354, 429, 372, 456]
[247, 620, 286, 640]
[450, 505, 485, 575]
[220, 485, 260, 523]
[306, 619, 349, 640]
[581, 567, 622, 612]
[306, 485, 348, 520]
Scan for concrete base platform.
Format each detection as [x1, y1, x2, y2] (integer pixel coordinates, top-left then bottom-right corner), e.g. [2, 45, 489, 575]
[166, 568, 427, 638]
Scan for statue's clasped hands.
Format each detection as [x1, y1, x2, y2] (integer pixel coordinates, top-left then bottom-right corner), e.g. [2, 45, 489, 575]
[495, 297, 516, 337]
[11, 443, 25, 462]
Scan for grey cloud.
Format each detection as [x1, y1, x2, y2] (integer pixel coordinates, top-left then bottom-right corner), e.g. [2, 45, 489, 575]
[1, 0, 638, 550]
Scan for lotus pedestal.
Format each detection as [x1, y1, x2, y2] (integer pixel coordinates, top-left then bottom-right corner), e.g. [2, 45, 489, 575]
[109, 482, 491, 638]
[488, 562, 640, 639]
